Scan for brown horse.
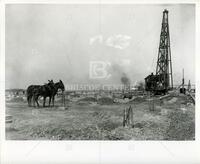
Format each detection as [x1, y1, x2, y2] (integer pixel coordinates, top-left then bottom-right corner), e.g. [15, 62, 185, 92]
[49, 80, 65, 107]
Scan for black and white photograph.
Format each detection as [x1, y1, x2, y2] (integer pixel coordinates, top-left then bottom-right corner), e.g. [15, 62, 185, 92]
[4, 3, 196, 141]
[1, 1, 200, 163]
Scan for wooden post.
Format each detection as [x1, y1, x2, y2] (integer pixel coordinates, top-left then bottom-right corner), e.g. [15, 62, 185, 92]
[123, 109, 125, 127]
[130, 106, 133, 126]
[127, 107, 130, 125]
[62, 91, 65, 107]
[125, 108, 127, 126]
[124, 108, 127, 126]
[123, 105, 133, 127]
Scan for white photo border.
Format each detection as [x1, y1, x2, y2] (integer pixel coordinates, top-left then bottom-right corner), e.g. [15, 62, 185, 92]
[0, 0, 200, 163]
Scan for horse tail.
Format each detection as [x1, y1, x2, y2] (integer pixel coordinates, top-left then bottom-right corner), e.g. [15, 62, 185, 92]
[27, 85, 37, 106]
[26, 86, 32, 106]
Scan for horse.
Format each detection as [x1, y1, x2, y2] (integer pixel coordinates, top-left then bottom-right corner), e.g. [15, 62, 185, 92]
[32, 80, 55, 107]
[27, 85, 40, 106]
[26, 80, 54, 107]
[49, 80, 65, 107]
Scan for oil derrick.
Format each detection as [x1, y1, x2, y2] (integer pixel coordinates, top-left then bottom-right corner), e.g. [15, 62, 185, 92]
[156, 9, 173, 91]
[145, 9, 173, 95]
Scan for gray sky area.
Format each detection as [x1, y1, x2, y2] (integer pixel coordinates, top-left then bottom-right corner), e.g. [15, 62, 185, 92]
[5, 4, 195, 89]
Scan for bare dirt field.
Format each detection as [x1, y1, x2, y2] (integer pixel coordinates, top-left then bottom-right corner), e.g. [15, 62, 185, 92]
[6, 93, 195, 140]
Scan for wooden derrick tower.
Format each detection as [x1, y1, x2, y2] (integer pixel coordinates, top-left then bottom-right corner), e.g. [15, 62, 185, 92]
[156, 9, 173, 91]
[145, 9, 173, 95]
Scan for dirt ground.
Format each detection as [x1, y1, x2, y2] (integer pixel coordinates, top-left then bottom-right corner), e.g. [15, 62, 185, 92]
[6, 92, 195, 140]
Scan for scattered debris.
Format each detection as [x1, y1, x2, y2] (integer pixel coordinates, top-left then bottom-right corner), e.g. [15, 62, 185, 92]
[6, 115, 13, 123]
[129, 96, 146, 104]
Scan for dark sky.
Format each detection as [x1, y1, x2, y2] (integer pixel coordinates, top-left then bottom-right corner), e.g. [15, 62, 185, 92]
[5, 4, 195, 89]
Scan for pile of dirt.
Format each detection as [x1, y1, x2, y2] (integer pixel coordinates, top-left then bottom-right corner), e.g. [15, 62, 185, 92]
[76, 97, 97, 105]
[76, 101, 91, 106]
[78, 97, 97, 102]
[97, 97, 114, 105]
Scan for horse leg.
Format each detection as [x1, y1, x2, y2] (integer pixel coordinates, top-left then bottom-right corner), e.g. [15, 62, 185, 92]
[43, 97, 46, 107]
[52, 96, 55, 107]
[32, 96, 35, 107]
[33, 95, 36, 107]
[30, 95, 33, 106]
[36, 96, 40, 107]
[27, 95, 30, 106]
[49, 96, 51, 107]
[28, 95, 32, 107]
